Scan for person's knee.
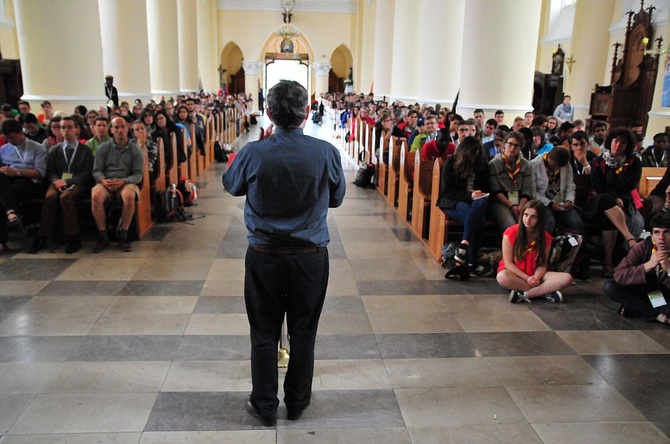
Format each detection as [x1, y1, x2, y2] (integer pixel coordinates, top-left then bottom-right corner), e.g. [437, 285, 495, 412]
[91, 189, 106, 206]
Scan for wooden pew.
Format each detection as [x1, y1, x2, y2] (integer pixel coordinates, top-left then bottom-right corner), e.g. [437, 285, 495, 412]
[179, 128, 189, 180]
[640, 166, 666, 197]
[136, 149, 154, 238]
[427, 159, 446, 260]
[377, 133, 389, 196]
[155, 138, 166, 193]
[411, 153, 435, 240]
[168, 132, 179, 186]
[397, 141, 414, 222]
[188, 123, 198, 180]
[386, 137, 403, 208]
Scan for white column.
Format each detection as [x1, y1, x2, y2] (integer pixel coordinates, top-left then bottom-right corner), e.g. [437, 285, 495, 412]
[13, 0, 106, 113]
[196, 0, 215, 92]
[312, 62, 331, 98]
[177, 0, 199, 93]
[372, 0, 394, 99]
[459, 0, 542, 122]
[390, 0, 419, 103]
[146, 0, 180, 98]
[564, 0, 615, 121]
[417, 0, 464, 107]
[98, 0, 152, 103]
[242, 60, 262, 104]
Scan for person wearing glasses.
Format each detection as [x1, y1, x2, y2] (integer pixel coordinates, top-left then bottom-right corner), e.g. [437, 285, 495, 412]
[489, 131, 534, 231]
[29, 116, 93, 254]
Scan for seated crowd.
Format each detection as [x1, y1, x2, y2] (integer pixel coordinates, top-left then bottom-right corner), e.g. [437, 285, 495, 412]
[327, 92, 670, 326]
[0, 92, 247, 254]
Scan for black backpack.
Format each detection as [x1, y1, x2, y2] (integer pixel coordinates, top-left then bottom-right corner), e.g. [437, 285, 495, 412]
[353, 163, 375, 188]
[156, 184, 187, 222]
[214, 141, 229, 163]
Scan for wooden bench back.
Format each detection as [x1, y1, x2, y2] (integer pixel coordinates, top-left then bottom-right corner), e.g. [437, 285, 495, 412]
[640, 166, 667, 197]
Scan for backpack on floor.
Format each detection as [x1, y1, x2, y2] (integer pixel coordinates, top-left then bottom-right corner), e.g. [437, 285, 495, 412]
[549, 231, 582, 273]
[156, 184, 187, 222]
[177, 177, 198, 206]
[353, 162, 375, 188]
[214, 141, 229, 163]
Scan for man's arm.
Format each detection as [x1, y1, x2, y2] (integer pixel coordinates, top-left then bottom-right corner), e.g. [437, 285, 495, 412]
[124, 145, 144, 185]
[222, 145, 248, 196]
[614, 242, 653, 286]
[328, 146, 346, 208]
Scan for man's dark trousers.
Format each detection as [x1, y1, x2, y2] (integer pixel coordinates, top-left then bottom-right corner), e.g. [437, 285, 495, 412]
[244, 245, 329, 421]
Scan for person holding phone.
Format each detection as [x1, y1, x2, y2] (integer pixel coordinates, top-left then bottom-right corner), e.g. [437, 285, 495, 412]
[437, 136, 492, 279]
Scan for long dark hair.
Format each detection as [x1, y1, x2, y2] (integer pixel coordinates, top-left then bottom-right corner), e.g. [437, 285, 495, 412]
[454, 136, 485, 179]
[513, 199, 548, 266]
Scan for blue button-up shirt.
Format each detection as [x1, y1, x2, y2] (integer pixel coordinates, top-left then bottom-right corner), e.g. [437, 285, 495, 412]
[223, 127, 346, 247]
[0, 138, 47, 178]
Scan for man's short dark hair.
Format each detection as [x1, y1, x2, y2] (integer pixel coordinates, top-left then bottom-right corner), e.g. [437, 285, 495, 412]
[495, 110, 504, 116]
[559, 121, 575, 134]
[653, 132, 669, 142]
[548, 146, 570, 167]
[2, 118, 23, 135]
[474, 108, 484, 114]
[266, 80, 308, 129]
[21, 113, 38, 125]
[17, 100, 29, 108]
[629, 120, 643, 128]
[531, 115, 548, 127]
[94, 116, 109, 125]
[1, 104, 12, 113]
[651, 211, 670, 230]
[571, 130, 588, 143]
[485, 118, 497, 128]
[593, 121, 608, 130]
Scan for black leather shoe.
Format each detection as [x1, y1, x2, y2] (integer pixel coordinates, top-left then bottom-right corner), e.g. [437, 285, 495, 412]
[287, 408, 304, 421]
[245, 396, 276, 427]
[28, 237, 47, 254]
[65, 236, 81, 254]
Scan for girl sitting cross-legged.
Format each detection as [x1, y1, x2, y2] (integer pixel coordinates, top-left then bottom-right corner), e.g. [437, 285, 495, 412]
[496, 199, 574, 303]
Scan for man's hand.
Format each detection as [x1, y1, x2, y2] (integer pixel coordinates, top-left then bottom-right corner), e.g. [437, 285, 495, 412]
[53, 179, 67, 192]
[101, 178, 125, 191]
[259, 123, 274, 141]
[0, 166, 20, 177]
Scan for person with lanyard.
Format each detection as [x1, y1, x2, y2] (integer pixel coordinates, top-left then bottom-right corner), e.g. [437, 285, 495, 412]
[488, 131, 534, 231]
[496, 199, 573, 303]
[530, 146, 590, 279]
[568, 131, 595, 175]
[641, 133, 670, 167]
[104, 75, 119, 108]
[29, 115, 94, 254]
[0, 118, 47, 252]
[604, 211, 670, 326]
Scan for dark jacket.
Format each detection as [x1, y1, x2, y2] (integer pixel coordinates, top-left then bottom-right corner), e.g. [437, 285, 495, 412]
[437, 156, 489, 210]
[46, 141, 94, 187]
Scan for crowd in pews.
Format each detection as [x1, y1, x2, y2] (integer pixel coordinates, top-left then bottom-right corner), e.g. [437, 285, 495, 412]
[326, 91, 670, 324]
[0, 91, 245, 254]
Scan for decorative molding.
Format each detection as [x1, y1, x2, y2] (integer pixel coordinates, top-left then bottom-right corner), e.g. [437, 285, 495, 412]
[218, 0, 357, 14]
[649, 109, 670, 117]
[242, 60, 263, 75]
[312, 62, 331, 76]
[21, 94, 108, 102]
[457, 103, 535, 112]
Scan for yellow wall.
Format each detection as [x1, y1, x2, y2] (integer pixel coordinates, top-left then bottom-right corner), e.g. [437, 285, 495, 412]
[0, 0, 19, 59]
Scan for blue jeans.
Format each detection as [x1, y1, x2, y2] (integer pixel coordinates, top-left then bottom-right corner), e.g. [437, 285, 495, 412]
[445, 199, 489, 264]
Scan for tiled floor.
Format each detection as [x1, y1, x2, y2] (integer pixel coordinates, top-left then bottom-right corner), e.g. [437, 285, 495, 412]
[1, 117, 670, 443]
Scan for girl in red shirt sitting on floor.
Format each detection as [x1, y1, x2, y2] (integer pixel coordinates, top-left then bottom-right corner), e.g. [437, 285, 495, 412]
[496, 199, 573, 303]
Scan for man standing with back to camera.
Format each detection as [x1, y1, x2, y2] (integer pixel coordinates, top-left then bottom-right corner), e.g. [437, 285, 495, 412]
[223, 80, 346, 427]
